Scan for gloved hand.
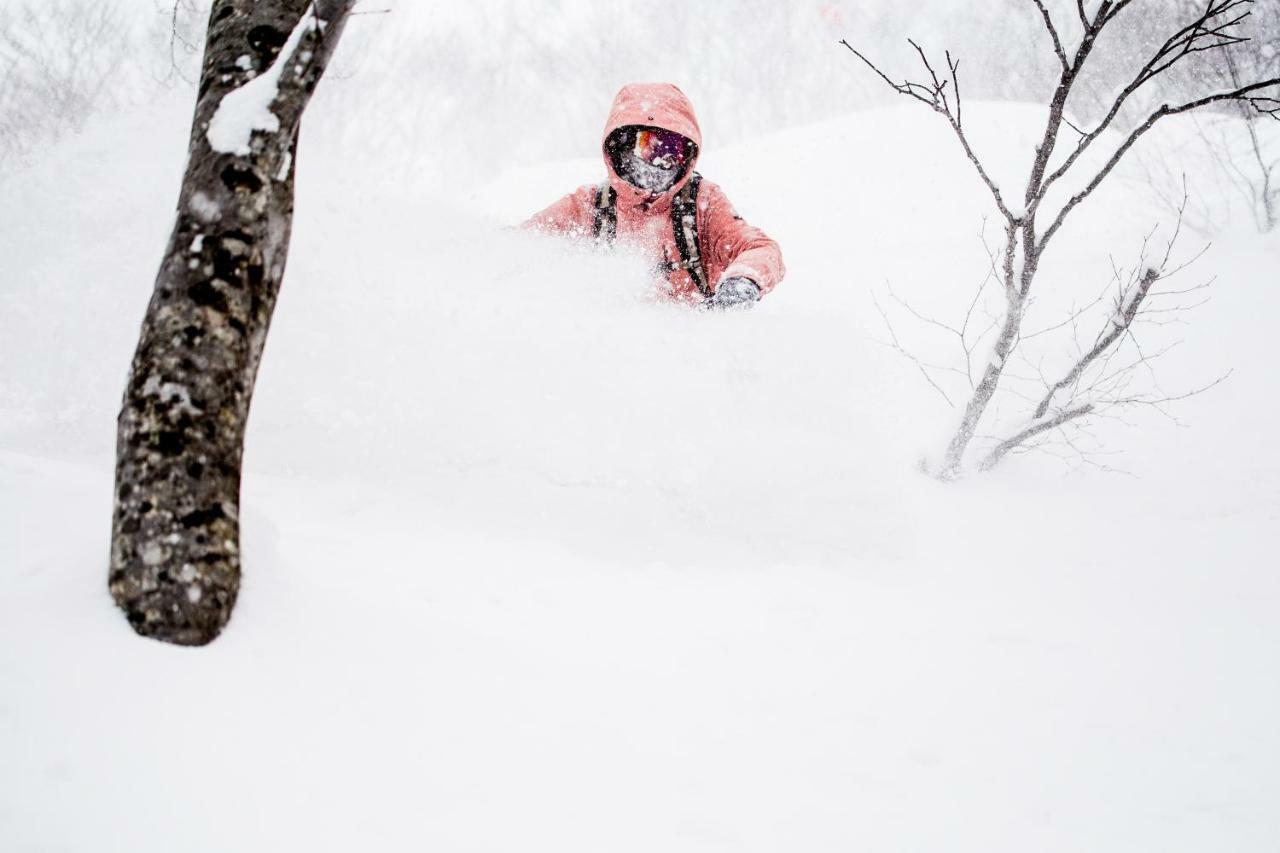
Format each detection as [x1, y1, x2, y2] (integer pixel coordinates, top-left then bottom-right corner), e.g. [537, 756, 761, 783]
[702, 276, 761, 310]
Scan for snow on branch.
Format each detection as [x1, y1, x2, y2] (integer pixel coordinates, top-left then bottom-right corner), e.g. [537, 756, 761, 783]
[111, 0, 357, 645]
[979, 193, 1223, 471]
[1029, 266, 1160, 422]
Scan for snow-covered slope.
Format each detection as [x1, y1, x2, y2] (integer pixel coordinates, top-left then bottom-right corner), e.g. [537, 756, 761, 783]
[2, 83, 1279, 852]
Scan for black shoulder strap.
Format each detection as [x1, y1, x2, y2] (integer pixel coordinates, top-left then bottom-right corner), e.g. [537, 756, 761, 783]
[595, 174, 710, 297]
[593, 182, 616, 244]
[669, 173, 710, 297]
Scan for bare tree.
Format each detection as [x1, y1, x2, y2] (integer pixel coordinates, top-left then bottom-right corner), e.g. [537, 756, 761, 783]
[1134, 0, 1280, 232]
[110, 0, 355, 645]
[844, 0, 1279, 479]
[1212, 49, 1278, 229]
[0, 0, 130, 175]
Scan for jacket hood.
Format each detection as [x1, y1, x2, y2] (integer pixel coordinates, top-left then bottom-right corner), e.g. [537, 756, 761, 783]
[602, 83, 702, 207]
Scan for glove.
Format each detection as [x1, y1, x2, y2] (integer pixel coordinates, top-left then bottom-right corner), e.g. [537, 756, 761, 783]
[702, 276, 761, 310]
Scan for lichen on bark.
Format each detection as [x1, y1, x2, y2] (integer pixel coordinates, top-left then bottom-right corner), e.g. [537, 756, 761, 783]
[110, 0, 354, 645]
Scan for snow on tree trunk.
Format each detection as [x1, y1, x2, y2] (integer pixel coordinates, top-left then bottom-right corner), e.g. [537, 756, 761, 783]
[109, 0, 354, 645]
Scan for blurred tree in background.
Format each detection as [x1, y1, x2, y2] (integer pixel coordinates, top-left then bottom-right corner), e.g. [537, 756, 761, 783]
[3, 0, 1276, 208]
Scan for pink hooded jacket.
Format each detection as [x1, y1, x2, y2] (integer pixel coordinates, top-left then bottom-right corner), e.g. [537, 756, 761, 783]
[524, 83, 785, 303]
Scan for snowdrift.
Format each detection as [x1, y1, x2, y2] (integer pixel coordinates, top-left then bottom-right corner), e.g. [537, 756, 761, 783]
[2, 83, 1279, 851]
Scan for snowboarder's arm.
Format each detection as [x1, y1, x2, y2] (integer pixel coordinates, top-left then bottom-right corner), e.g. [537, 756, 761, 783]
[521, 185, 598, 238]
[701, 182, 786, 296]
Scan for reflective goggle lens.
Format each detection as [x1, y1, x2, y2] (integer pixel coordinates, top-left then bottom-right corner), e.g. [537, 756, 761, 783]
[634, 128, 687, 169]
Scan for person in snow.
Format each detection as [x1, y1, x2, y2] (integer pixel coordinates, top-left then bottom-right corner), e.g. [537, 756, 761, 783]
[524, 83, 785, 309]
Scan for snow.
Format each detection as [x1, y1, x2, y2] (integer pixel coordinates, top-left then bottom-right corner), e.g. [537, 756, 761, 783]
[140, 375, 202, 416]
[3, 19, 1280, 853]
[206, 6, 315, 156]
[188, 190, 221, 223]
[274, 149, 292, 182]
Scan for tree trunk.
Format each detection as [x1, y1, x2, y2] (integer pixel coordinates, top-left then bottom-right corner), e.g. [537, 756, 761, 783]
[109, 0, 353, 645]
[937, 222, 1034, 478]
[939, 295, 1023, 477]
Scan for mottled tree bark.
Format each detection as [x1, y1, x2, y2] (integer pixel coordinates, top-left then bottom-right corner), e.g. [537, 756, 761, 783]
[110, 0, 354, 645]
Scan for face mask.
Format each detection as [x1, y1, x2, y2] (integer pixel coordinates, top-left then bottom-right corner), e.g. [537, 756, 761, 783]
[621, 151, 680, 192]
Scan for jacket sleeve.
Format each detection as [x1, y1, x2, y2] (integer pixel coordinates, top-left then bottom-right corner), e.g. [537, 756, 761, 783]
[700, 181, 786, 296]
[521, 184, 599, 238]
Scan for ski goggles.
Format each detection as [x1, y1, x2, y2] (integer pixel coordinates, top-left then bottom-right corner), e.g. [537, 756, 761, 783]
[633, 127, 689, 170]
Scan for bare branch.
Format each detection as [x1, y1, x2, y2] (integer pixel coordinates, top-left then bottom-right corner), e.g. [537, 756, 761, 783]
[1036, 0, 1272, 211]
[888, 282, 965, 338]
[1028, 0, 1069, 71]
[1100, 0, 1140, 27]
[1039, 76, 1280, 252]
[1020, 281, 1112, 340]
[1110, 370, 1233, 407]
[840, 39, 1016, 220]
[978, 404, 1096, 470]
[872, 294, 959, 408]
[839, 39, 936, 109]
[1032, 267, 1160, 419]
[947, 50, 962, 127]
[166, 1, 199, 84]
[1063, 116, 1087, 136]
[1250, 95, 1280, 118]
[1076, 0, 1092, 28]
